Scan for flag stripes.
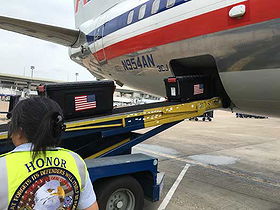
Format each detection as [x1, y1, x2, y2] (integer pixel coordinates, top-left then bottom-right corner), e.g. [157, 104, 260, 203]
[193, 84, 204, 95]
[75, 94, 96, 111]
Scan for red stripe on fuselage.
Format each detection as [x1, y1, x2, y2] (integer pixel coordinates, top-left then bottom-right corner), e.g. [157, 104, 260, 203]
[94, 0, 280, 61]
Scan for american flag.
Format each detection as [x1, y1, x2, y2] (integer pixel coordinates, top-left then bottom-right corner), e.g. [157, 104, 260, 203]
[75, 94, 96, 111]
[193, 84, 204, 95]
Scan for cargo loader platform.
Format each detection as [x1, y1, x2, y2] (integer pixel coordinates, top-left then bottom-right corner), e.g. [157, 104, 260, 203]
[0, 97, 222, 157]
[0, 97, 222, 208]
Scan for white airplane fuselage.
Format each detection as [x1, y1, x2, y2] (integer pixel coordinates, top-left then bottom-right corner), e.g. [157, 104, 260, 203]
[70, 0, 280, 116]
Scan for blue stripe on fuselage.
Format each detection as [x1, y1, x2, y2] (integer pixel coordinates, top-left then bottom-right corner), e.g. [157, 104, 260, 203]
[86, 0, 192, 44]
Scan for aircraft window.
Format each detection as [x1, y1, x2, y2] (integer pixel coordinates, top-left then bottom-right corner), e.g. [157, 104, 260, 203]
[166, 0, 176, 8]
[127, 10, 134, 24]
[138, 5, 146, 19]
[151, 0, 160, 14]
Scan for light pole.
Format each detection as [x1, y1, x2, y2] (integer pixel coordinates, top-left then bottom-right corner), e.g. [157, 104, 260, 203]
[30, 66, 35, 79]
[75, 73, 79, 81]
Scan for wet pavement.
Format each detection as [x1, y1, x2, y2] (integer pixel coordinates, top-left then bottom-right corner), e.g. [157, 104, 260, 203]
[133, 110, 280, 210]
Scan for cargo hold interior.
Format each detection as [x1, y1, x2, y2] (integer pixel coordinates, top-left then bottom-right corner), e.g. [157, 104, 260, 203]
[169, 54, 231, 108]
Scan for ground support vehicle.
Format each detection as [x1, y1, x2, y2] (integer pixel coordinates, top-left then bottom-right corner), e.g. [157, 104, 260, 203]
[189, 111, 214, 121]
[235, 113, 268, 119]
[0, 97, 221, 209]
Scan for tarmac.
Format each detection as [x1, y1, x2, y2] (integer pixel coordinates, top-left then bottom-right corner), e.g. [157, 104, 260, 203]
[133, 110, 280, 210]
[2, 99, 280, 209]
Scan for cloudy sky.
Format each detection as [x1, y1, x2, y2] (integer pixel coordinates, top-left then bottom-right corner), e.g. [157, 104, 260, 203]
[0, 0, 95, 81]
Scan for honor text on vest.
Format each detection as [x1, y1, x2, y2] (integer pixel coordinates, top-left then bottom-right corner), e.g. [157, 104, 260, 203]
[24, 156, 67, 173]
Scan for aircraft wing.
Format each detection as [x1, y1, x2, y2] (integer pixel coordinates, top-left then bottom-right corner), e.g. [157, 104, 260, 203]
[0, 16, 81, 47]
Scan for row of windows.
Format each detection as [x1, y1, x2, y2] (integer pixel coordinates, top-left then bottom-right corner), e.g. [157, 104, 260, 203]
[127, 0, 180, 24]
[87, 0, 191, 44]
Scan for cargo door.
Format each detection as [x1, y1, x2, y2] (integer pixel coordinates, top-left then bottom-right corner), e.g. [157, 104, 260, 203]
[94, 17, 107, 64]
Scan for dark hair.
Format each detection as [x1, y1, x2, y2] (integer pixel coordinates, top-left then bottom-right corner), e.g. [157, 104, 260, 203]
[8, 96, 65, 160]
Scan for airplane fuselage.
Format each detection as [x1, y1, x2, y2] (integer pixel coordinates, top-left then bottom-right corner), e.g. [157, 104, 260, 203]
[70, 0, 280, 116]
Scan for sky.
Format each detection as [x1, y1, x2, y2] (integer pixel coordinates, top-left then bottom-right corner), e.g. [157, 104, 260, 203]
[0, 0, 95, 82]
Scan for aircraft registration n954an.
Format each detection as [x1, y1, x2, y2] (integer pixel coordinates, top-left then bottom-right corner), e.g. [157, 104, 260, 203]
[0, 0, 279, 116]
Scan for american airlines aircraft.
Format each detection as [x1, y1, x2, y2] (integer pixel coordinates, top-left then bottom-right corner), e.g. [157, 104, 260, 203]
[0, 0, 279, 116]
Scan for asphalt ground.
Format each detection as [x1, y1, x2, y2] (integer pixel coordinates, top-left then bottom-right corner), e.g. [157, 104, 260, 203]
[133, 110, 280, 210]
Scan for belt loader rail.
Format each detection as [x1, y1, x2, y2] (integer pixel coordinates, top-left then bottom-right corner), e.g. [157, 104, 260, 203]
[0, 97, 222, 207]
[0, 97, 221, 158]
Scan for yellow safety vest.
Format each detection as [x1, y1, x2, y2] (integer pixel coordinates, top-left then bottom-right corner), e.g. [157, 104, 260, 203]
[0, 148, 87, 210]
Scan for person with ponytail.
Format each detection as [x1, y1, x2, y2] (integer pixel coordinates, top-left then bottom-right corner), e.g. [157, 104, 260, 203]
[0, 97, 98, 210]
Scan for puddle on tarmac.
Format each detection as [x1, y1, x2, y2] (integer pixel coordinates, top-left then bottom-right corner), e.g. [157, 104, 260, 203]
[134, 144, 179, 155]
[188, 155, 238, 166]
[134, 144, 238, 166]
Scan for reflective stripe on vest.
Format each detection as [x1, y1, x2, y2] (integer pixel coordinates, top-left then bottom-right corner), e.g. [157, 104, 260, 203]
[0, 156, 8, 209]
[0, 149, 86, 209]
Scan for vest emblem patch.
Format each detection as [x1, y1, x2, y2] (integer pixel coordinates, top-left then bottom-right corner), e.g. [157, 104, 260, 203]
[8, 167, 80, 210]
